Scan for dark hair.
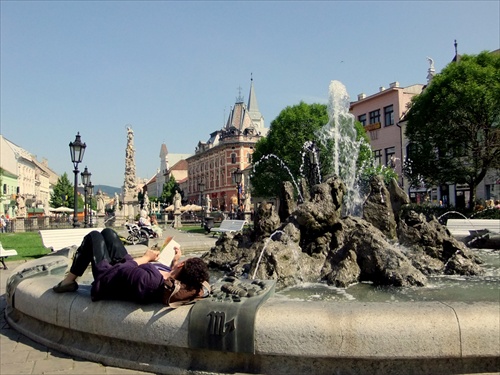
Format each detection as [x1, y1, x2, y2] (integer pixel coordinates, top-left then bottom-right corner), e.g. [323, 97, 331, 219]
[176, 258, 209, 290]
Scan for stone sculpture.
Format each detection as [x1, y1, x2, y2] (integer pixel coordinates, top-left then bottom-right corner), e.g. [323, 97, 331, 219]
[203, 175, 484, 290]
[174, 190, 181, 213]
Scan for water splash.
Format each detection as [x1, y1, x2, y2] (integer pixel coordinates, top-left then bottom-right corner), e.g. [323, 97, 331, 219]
[299, 141, 322, 185]
[251, 230, 302, 280]
[437, 211, 468, 221]
[252, 154, 304, 202]
[316, 80, 364, 216]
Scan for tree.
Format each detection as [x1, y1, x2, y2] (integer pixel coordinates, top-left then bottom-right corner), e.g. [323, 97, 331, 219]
[251, 102, 373, 198]
[161, 175, 181, 204]
[404, 51, 500, 208]
[50, 173, 74, 208]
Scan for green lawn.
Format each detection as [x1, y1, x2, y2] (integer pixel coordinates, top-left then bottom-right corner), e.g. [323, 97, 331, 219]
[0, 232, 50, 262]
[0, 224, 212, 263]
[178, 225, 208, 235]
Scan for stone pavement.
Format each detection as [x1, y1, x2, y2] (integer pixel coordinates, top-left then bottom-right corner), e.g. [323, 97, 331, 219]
[0, 226, 217, 375]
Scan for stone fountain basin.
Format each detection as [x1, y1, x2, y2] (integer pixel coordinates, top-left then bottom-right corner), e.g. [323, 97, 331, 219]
[4, 254, 500, 375]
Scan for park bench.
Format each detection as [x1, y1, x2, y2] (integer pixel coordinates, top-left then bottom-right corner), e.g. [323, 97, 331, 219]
[0, 242, 18, 269]
[446, 219, 500, 237]
[39, 228, 104, 252]
[210, 219, 246, 236]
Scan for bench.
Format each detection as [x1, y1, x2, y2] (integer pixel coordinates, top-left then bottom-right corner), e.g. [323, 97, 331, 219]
[210, 220, 246, 236]
[446, 219, 500, 237]
[39, 228, 104, 252]
[0, 242, 18, 269]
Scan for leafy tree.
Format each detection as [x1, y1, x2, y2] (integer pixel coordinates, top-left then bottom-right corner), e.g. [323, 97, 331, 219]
[161, 175, 182, 204]
[404, 51, 500, 207]
[251, 102, 328, 198]
[50, 173, 74, 208]
[251, 102, 373, 198]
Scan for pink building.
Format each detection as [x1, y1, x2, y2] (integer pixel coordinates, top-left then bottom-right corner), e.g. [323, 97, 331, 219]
[349, 82, 424, 190]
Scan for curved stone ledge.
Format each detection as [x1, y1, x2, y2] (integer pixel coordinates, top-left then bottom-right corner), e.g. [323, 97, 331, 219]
[4, 260, 500, 375]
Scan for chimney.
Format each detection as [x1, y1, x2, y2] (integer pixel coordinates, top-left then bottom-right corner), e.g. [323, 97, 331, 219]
[379, 86, 385, 92]
[357, 93, 366, 100]
[390, 81, 400, 88]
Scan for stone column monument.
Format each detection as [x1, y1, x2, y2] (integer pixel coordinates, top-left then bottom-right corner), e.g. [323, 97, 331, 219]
[115, 126, 139, 226]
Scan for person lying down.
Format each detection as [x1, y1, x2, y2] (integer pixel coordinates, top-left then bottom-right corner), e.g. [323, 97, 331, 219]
[53, 228, 210, 307]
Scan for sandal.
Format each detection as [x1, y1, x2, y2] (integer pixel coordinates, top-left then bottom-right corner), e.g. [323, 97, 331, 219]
[53, 281, 78, 293]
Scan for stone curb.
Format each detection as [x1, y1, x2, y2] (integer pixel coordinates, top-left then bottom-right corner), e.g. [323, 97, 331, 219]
[5, 271, 500, 375]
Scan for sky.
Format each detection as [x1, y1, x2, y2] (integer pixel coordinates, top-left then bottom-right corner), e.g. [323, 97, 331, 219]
[1, 1, 499, 188]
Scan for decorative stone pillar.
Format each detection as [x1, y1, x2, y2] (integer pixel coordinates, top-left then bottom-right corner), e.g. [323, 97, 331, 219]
[173, 212, 182, 228]
[96, 214, 106, 228]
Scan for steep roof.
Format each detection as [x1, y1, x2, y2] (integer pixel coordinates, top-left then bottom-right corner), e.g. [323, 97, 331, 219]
[171, 159, 188, 171]
[225, 101, 254, 132]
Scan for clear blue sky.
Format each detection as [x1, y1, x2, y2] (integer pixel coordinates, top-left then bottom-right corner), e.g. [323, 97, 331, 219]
[1, 1, 499, 187]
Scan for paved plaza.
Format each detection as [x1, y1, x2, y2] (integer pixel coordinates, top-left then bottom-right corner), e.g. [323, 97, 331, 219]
[1, 227, 216, 375]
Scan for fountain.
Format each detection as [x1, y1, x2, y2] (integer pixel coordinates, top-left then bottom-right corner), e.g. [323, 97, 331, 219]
[206, 80, 485, 290]
[3, 81, 499, 375]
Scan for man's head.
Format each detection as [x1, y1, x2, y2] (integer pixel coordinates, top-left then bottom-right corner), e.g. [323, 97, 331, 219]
[171, 257, 209, 289]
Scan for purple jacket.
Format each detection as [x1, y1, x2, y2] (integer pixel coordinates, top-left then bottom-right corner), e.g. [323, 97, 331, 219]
[91, 254, 167, 304]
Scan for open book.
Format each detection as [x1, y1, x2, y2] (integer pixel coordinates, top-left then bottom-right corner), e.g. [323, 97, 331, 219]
[157, 236, 179, 266]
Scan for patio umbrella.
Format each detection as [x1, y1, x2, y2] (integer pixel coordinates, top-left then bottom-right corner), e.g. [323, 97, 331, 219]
[186, 204, 203, 212]
[50, 206, 74, 213]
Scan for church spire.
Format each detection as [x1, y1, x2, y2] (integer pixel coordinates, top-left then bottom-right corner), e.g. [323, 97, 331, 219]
[452, 39, 461, 62]
[247, 73, 259, 113]
[247, 73, 264, 128]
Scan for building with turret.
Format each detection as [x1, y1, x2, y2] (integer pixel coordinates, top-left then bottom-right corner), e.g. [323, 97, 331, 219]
[185, 77, 268, 212]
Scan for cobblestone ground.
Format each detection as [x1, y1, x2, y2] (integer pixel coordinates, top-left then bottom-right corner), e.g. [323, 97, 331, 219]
[1, 261, 153, 375]
[0, 227, 215, 374]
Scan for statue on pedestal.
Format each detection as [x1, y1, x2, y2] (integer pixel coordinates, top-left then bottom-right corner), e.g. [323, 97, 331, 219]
[16, 195, 26, 218]
[174, 190, 182, 213]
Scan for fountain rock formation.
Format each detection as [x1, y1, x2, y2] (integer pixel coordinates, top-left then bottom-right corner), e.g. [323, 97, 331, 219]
[204, 79, 483, 290]
[203, 175, 484, 290]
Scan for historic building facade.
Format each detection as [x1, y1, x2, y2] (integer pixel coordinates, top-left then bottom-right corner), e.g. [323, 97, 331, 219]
[349, 81, 424, 191]
[185, 78, 268, 212]
[0, 135, 59, 217]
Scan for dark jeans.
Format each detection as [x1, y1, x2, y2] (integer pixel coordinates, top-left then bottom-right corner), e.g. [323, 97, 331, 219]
[70, 228, 128, 277]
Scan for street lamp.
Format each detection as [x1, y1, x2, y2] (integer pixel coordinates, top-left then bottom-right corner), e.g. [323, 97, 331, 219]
[88, 181, 94, 227]
[232, 168, 243, 218]
[69, 132, 86, 227]
[198, 181, 205, 227]
[81, 167, 91, 227]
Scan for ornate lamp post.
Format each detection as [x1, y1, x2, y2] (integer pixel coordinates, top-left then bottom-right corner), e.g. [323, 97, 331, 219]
[88, 181, 94, 227]
[80, 167, 91, 227]
[198, 180, 205, 227]
[232, 168, 243, 218]
[69, 133, 86, 227]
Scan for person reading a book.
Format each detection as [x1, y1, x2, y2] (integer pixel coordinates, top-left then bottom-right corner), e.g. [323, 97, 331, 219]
[52, 228, 210, 307]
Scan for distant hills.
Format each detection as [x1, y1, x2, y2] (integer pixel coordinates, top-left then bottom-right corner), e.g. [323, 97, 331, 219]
[94, 185, 121, 197]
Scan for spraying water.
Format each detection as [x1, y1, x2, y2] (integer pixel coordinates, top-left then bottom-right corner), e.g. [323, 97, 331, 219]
[316, 80, 365, 216]
[252, 154, 304, 202]
[251, 230, 302, 280]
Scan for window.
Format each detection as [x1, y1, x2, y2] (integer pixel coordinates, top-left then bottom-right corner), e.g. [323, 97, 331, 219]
[385, 147, 396, 167]
[247, 153, 252, 163]
[384, 105, 394, 126]
[231, 153, 236, 164]
[374, 150, 382, 166]
[358, 114, 366, 126]
[369, 109, 380, 124]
